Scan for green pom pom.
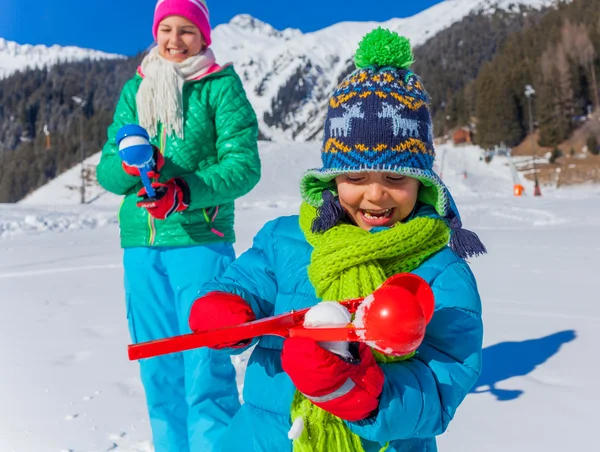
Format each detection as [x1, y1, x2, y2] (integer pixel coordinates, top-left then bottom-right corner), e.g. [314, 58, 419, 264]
[354, 27, 414, 70]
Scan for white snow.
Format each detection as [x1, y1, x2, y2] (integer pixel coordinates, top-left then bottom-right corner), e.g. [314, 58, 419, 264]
[3, 138, 599, 451]
[353, 293, 387, 352]
[353, 294, 373, 333]
[0, 38, 124, 79]
[303, 301, 353, 359]
[303, 302, 352, 328]
[287, 416, 305, 440]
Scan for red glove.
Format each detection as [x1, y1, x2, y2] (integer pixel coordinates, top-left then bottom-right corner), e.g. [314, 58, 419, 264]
[122, 145, 165, 178]
[189, 292, 256, 349]
[281, 337, 384, 421]
[136, 178, 190, 220]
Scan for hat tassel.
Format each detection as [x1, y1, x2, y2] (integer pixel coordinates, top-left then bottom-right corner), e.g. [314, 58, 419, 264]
[311, 190, 346, 233]
[450, 228, 487, 260]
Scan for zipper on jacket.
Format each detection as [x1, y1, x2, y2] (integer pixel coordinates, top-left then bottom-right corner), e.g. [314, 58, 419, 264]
[148, 215, 156, 245]
[147, 125, 167, 246]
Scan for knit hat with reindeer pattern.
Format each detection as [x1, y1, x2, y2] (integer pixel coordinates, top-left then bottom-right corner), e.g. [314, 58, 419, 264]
[300, 27, 486, 259]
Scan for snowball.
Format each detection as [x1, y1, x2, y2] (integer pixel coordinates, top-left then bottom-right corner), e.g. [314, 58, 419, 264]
[304, 301, 352, 359]
[304, 301, 351, 327]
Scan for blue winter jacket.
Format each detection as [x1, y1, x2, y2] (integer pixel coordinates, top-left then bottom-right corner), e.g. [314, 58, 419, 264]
[198, 206, 483, 452]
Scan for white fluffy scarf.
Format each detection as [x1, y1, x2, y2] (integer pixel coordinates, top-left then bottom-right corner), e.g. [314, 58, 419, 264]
[136, 46, 216, 139]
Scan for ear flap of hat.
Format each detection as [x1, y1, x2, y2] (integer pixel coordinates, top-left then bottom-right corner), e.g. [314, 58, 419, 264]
[417, 182, 438, 210]
[300, 172, 338, 208]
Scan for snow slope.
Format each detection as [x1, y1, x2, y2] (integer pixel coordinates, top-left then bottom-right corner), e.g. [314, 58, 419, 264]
[2, 140, 599, 451]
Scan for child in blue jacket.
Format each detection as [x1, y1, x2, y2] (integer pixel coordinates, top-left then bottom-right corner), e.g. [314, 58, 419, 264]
[188, 28, 484, 452]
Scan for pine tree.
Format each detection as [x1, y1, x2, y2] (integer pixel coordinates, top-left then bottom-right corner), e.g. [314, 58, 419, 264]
[475, 62, 524, 148]
[538, 43, 573, 146]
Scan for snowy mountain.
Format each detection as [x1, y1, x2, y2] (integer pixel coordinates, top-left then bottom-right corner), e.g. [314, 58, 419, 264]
[210, 0, 561, 140]
[0, 38, 124, 79]
[0, 0, 560, 142]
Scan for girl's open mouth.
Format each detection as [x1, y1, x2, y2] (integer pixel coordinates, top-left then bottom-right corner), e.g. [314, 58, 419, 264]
[359, 208, 395, 226]
[168, 49, 188, 56]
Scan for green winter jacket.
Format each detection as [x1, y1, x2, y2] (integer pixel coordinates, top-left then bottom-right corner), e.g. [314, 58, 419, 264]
[97, 65, 260, 248]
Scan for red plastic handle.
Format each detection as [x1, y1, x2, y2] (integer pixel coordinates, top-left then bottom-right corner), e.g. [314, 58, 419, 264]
[127, 299, 363, 361]
[288, 325, 365, 342]
[128, 309, 307, 360]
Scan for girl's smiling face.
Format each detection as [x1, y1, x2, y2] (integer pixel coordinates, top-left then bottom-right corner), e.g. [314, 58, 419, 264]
[335, 172, 421, 231]
[156, 15, 205, 63]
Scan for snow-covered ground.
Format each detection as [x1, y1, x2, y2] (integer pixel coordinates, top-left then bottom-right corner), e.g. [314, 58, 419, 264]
[1, 141, 599, 451]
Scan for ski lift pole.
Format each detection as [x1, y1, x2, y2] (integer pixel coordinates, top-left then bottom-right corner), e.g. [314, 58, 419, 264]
[525, 85, 541, 196]
[43, 124, 51, 150]
[506, 148, 524, 196]
[439, 145, 447, 179]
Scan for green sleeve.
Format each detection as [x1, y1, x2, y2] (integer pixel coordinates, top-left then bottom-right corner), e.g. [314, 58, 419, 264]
[181, 73, 261, 210]
[97, 78, 141, 195]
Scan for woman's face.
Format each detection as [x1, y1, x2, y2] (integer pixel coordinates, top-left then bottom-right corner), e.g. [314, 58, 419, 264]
[156, 15, 205, 63]
[335, 172, 421, 231]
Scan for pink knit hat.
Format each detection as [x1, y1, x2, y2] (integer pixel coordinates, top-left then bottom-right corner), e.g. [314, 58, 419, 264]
[152, 0, 212, 47]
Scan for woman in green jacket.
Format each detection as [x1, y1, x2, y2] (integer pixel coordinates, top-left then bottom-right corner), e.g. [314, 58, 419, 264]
[97, 1, 260, 451]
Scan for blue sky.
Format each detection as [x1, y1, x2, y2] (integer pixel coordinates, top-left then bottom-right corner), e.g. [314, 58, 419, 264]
[1, 0, 443, 55]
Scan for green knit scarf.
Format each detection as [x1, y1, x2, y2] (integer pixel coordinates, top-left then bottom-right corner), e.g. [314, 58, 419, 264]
[291, 202, 450, 452]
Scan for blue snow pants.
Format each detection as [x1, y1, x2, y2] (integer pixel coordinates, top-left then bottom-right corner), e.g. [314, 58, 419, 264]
[123, 243, 240, 452]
